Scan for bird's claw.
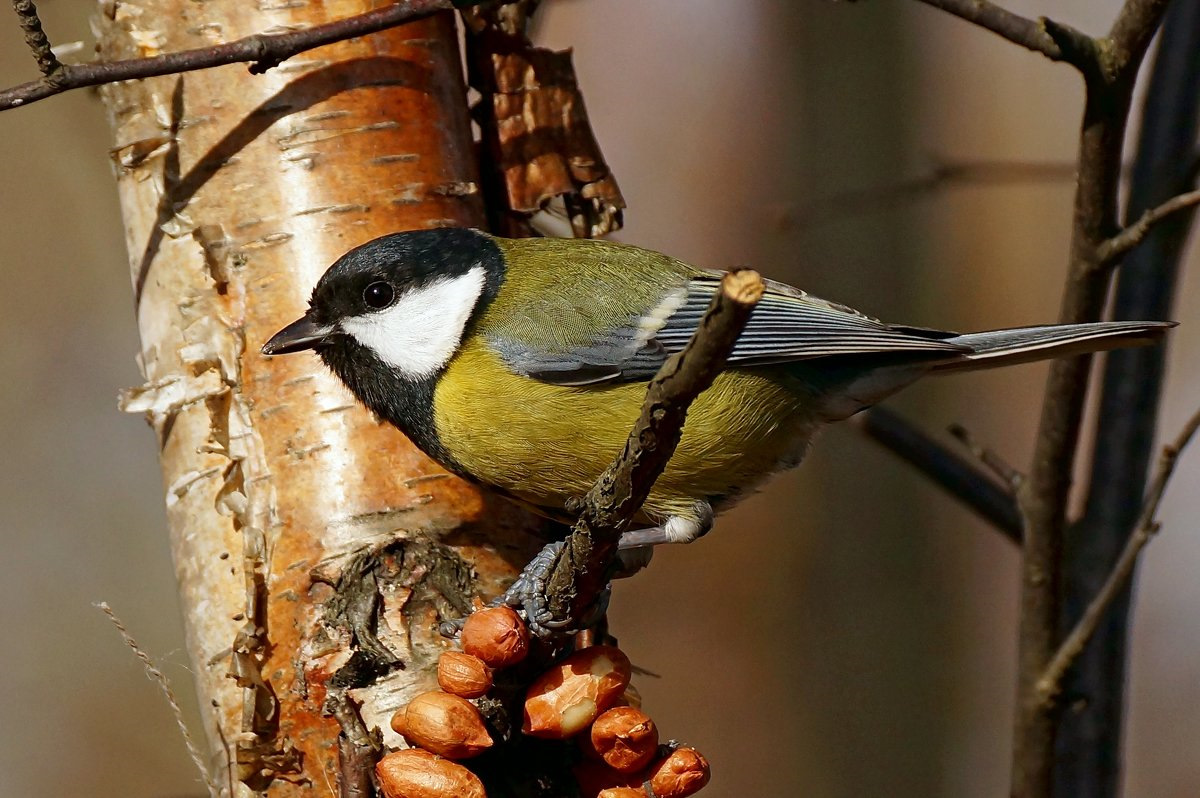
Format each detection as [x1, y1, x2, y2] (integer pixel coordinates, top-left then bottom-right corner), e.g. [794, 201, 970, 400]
[501, 541, 612, 638]
[438, 617, 465, 638]
[438, 541, 611, 639]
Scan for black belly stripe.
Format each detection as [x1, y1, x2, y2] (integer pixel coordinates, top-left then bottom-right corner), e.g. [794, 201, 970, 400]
[319, 339, 460, 471]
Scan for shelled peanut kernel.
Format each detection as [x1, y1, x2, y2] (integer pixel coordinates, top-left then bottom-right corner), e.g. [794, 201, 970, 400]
[647, 747, 711, 798]
[376, 748, 485, 798]
[588, 706, 659, 773]
[437, 650, 493, 698]
[461, 606, 530, 668]
[390, 691, 492, 759]
[523, 645, 632, 738]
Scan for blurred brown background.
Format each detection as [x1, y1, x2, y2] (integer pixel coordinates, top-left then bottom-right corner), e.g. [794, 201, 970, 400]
[1, 1, 1197, 796]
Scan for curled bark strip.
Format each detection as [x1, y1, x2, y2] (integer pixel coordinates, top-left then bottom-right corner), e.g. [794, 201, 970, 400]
[464, 6, 625, 238]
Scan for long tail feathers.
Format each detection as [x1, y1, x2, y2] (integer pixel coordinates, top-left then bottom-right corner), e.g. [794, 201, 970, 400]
[935, 321, 1175, 372]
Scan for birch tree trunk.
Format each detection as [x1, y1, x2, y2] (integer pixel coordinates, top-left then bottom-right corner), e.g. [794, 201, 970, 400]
[97, 3, 546, 794]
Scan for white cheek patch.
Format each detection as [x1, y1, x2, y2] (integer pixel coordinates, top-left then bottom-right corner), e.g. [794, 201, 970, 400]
[340, 267, 486, 379]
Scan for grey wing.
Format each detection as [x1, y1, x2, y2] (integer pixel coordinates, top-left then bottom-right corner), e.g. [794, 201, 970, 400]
[487, 325, 670, 386]
[656, 275, 969, 365]
[488, 273, 969, 386]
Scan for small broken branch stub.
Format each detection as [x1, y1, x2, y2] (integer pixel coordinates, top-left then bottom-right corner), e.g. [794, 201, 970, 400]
[1097, 187, 1200, 266]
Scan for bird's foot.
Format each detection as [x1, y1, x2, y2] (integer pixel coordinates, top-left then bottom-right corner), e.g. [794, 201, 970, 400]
[439, 503, 712, 639]
[497, 541, 612, 637]
[616, 503, 714, 549]
[438, 540, 611, 639]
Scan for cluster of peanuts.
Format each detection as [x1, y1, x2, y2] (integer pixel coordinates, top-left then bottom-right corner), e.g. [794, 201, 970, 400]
[375, 606, 710, 798]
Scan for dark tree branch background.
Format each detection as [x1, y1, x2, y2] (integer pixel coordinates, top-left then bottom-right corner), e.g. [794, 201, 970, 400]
[2, 2, 1199, 797]
[1060, 4, 1200, 795]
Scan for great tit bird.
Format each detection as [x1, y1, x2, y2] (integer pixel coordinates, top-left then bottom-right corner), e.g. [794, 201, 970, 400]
[263, 227, 1171, 550]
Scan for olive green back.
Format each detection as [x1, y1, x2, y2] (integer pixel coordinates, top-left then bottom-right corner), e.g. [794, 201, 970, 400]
[483, 237, 704, 352]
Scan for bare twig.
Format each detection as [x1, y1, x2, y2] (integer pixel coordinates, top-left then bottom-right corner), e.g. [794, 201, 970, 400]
[0, 0, 480, 112]
[1097, 188, 1200, 265]
[97, 602, 219, 796]
[542, 270, 765, 626]
[327, 691, 381, 798]
[1036, 408, 1200, 704]
[948, 422, 1023, 489]
[11, 0, 61, 76]
[855, 407, 1022, 542]
[911, 0, 1096, 69]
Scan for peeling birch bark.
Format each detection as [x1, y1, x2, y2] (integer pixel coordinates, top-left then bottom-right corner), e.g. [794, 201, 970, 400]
[97, 3, 546, 794]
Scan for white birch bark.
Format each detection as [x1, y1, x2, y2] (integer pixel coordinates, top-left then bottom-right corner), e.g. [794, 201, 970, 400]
[97, 3, 544, 793]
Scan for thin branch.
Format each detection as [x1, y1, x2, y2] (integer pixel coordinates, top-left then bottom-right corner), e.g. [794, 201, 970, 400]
[1097, 188, 1200, 265]
[0, 0, 479, 112]
[911, 0, 1096, 69]
[542, 270, 765, 626]
[855, 407, 1022, 543]
[948, 421, 1023, 490]
[1036, 407, 1200, 705]
[327, 691, 381, 798]
[11, 0, 61, 76]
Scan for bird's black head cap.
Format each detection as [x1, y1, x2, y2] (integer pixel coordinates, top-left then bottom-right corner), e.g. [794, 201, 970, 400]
[263, 227, 504, 471]
[307, 227, 504, 328]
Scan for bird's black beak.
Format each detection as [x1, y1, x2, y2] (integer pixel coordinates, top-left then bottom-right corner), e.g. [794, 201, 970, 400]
[261, 315, 336, 356]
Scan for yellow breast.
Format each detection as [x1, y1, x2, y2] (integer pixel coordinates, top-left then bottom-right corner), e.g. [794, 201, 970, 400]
[432, 341, 819, 523]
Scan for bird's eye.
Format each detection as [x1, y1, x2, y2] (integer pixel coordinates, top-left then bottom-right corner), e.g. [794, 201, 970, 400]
[363, 281, 395, 309]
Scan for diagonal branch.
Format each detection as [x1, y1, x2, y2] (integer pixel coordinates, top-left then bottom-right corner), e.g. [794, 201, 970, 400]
[1097, 188, 1200, 266]
[11, 0, 61, 76]
[911, 0, 1096, 69]
[855, 407, 1022, 542]
[0, 0, 484, 112]
[1036, 406, 1200, 705]
[948, 422, 1023, 489]
[542, 270, 765, 626]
